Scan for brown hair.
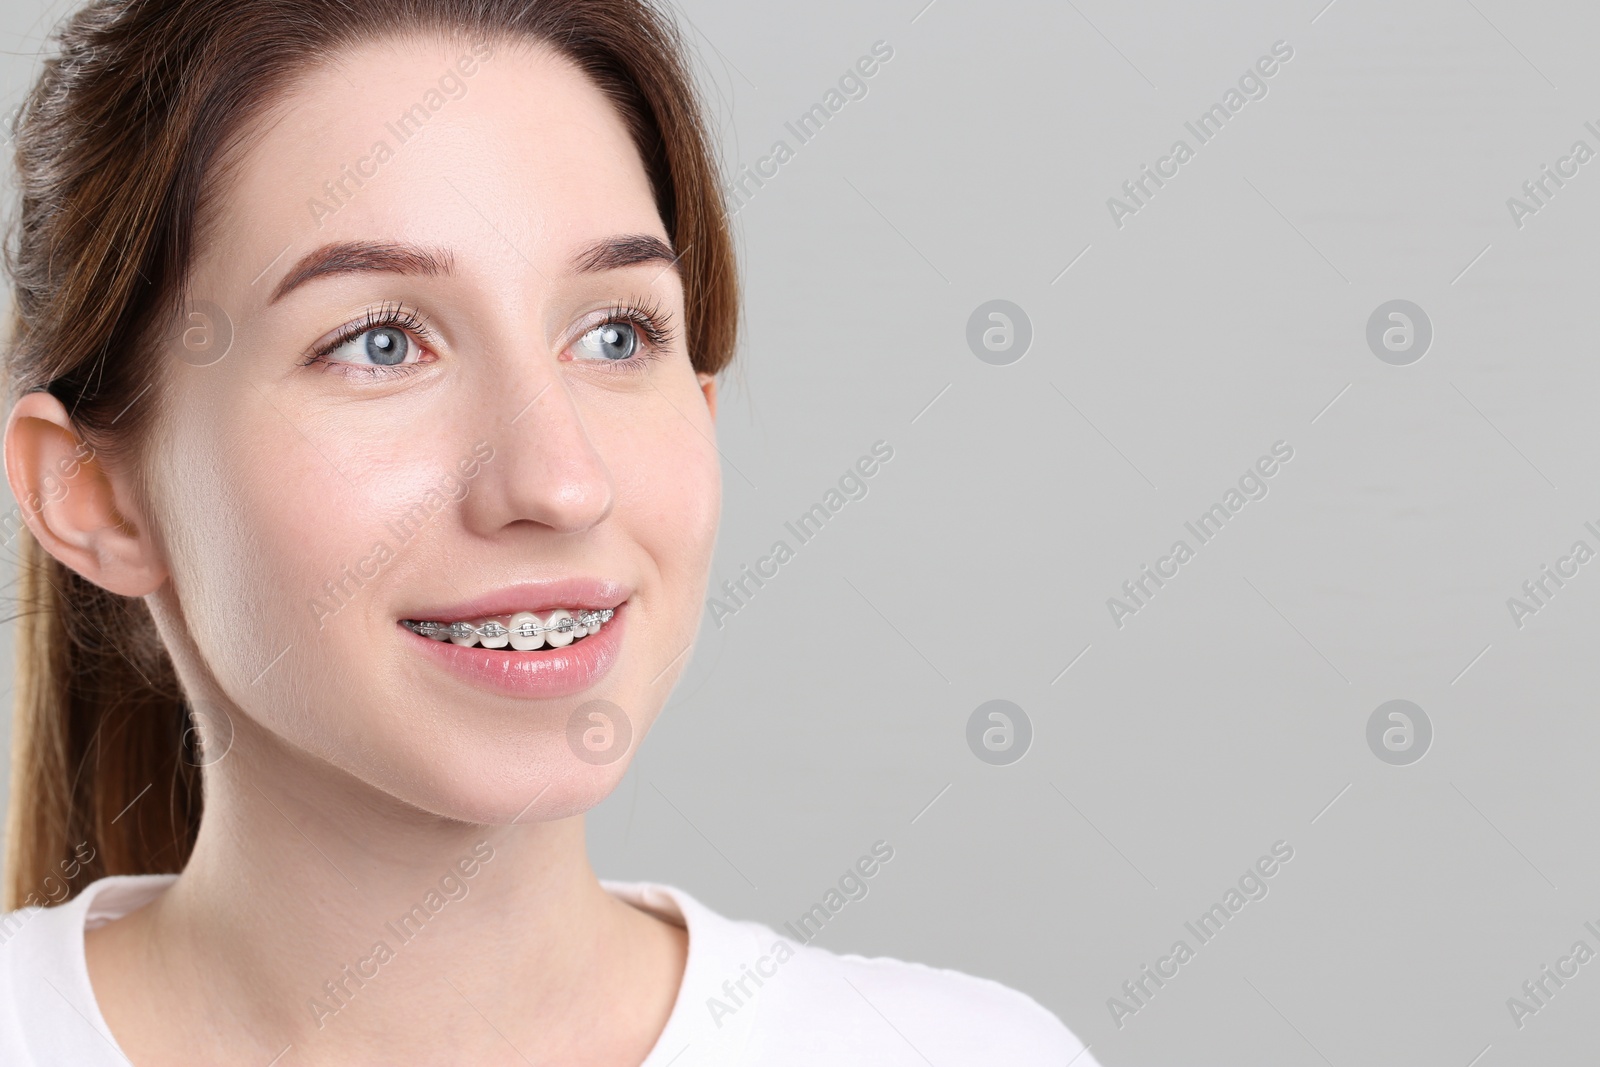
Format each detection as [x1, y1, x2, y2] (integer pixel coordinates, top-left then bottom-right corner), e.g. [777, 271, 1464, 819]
[2, 0, 738, 910]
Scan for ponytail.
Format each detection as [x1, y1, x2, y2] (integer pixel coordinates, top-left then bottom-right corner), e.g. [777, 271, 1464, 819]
[5, 534, 197, 909]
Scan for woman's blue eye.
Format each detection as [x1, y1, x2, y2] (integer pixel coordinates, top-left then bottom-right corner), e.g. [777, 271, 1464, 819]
[575, 321, 639, 361]
[331, 326, 412, 366]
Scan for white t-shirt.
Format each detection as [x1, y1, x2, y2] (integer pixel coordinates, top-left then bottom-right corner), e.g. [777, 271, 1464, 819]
[0, 874, 1100, 1066]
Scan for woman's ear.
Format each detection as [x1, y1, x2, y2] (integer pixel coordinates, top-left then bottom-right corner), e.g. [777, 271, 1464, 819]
[3, 389, 167, 596]
[696, 371, 717, 421]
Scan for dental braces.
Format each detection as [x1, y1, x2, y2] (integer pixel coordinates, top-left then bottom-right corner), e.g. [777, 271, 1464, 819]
[402, 608, 615, 642]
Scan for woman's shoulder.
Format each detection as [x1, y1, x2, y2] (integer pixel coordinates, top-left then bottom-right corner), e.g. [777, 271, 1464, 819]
[776, 936, 1096, 1063]
[0, 874, 176, 1066]
[0, 888, 86, 1062]
[606, 880, 1100, 1067]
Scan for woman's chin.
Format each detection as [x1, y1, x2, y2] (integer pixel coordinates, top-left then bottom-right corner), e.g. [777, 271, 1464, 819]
[363, 748, 637, 827]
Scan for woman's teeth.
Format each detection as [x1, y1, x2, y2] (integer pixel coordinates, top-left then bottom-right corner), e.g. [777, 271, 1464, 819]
[401, 608, 614, 650]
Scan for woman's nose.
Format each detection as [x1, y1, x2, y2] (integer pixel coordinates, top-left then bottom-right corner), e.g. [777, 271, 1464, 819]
[456, 373, 615, 537]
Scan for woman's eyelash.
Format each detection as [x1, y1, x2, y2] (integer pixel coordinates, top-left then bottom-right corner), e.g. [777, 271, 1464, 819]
[569, 295, 675, 375]
[584, 295, 676, 369]
[302, 301, 438, 376]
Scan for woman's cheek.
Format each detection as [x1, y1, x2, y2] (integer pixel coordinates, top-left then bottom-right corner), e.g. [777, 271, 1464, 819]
[625, 420, 720, 569]
[163, 420, 370, 697]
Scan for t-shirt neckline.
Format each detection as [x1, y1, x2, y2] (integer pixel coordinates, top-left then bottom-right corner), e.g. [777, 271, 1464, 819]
[54, 872, 713, 1066]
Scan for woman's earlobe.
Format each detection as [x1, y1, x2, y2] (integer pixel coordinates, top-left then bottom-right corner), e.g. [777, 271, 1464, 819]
[2, 390, 166, 596]
[697, 372, 717, 421]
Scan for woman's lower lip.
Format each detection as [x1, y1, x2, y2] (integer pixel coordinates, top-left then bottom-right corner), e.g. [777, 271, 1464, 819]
[399, 604, 625, 700]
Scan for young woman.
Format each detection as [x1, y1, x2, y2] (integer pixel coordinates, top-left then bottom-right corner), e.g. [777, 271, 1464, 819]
[0, 0, 1099, 1062]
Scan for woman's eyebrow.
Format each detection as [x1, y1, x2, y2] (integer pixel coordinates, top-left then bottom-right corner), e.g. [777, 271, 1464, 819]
[570, 233, 681, 278]
[269, 241, 454, 304]
[267, 233, 680, 305]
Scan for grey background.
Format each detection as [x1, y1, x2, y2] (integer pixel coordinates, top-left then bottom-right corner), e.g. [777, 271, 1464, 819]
[2, 0, 1597, 1063]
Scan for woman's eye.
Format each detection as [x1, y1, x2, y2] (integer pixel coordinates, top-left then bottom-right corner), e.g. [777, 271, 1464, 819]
[326, 326, 420, 367]
[573, 320, 639, 362]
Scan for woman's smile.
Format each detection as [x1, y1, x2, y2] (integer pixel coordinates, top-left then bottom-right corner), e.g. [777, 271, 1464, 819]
[399, 604, 625, 700]
[393, 576, 632, 699]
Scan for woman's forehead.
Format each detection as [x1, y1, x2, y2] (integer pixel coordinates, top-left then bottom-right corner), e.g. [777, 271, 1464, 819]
[199, 35, 665, 292]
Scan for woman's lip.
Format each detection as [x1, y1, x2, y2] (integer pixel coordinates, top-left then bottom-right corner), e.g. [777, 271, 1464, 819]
[400, 578, 631, 624]
[400, 601, 625, 700]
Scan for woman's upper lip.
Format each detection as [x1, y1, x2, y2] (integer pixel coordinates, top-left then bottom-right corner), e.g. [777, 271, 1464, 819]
[399, 578, 631, 623]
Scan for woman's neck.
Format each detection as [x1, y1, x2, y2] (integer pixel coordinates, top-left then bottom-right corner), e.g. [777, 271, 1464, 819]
[83, 724, 687, 1065]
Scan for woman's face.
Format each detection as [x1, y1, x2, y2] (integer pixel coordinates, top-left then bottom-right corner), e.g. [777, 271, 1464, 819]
[145, 34, 720, 820]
